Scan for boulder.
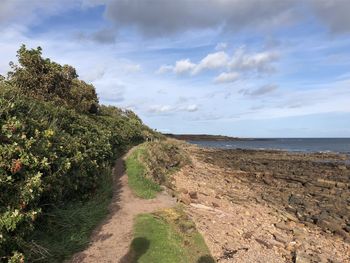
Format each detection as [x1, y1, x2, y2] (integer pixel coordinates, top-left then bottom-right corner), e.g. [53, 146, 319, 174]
[189, 191, 198, 199]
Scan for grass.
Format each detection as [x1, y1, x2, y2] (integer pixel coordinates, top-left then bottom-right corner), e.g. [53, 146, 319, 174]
[127, 207, 215, 263]
[24, 166, 114, 263]
[126, 146, 161, 199]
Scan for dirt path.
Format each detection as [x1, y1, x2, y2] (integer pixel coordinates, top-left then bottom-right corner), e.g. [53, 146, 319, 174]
[70, 151, 176, 263]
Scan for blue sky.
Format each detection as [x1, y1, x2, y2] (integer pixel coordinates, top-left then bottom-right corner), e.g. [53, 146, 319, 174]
[1, 0, 350, 137]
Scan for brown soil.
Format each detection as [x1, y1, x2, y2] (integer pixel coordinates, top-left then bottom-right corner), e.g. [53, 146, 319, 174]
[69, 151, 176, 263]
[173, 145, 350, 263]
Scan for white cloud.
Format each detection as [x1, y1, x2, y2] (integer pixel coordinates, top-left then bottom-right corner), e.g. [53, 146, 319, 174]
[148, 104, 198, 114]
[160, 47, 279, 82]
[214, 72, 240, 84]
[156, 64, 173, 74]
[193, 51, 229, 74]
[182, 104, 198, 112]
[174, 59, 196, 74]
[229, 48, 279, 73]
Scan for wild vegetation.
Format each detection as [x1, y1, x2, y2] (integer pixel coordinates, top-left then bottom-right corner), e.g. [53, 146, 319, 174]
[126, 140, 190, 198]
[0, 45, 159, 262]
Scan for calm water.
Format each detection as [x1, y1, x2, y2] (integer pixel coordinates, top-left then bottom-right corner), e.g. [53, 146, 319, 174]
[189, 138, 350, 154]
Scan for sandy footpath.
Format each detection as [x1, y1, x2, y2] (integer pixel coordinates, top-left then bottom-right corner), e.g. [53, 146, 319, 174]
[70, 152, 176, 263]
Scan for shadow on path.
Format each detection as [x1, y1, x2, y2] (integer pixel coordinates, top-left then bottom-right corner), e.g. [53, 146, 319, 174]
[197, 255, 216, 263]
[119, 237, 150, 263]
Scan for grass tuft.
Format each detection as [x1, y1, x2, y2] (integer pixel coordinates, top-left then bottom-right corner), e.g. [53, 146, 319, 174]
[127, 207, 215, 263]
[126, 146, 161, 199]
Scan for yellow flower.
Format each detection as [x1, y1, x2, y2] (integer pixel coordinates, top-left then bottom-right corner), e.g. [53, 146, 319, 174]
[44, 129, 54, 137]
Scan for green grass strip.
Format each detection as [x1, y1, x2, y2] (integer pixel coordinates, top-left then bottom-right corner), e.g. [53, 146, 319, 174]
[127, 207, 215, 263]
[126, 146, 161, 199]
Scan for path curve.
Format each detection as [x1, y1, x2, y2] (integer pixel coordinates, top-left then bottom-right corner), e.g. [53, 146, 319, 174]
[70, 150, 176, 263]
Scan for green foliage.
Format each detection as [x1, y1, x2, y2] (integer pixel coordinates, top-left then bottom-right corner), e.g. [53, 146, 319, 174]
[129, 207, 214, 263]
[126, 147, 161, 199]
[125, 140, 189, 199]
[0, 46, 157, 262]
[138, 140, 190, 187]
[25, 167, 114, 262]
[7, 45, 98, 113]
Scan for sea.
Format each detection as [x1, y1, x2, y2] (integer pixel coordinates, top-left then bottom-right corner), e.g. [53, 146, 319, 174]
[188, 138, 350, 154]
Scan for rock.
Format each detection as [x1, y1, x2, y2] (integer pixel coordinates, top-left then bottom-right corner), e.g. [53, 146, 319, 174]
[294, 251, 312, 263]
[289, 194, 304, 206]
[212, 202, 220, 208]
[190, 203, 215, 211]
[293, 228, 306, 239]
[189, 191, 198, 199]
[215, 194, 222, 199]
[314, 179, 337, 189]
[338, 165, 347, 170]
[243, 231, 254, 239]
[280, 211, 299, 222]
[255, 238, 273, 249]
[273, 233, 290, 245]
[275, 222, 293, 231]
[179, 193, 191, 205]
[178, 188, 188, 194]
[199, 191, 209, 196]
[263, 177, 273, 185]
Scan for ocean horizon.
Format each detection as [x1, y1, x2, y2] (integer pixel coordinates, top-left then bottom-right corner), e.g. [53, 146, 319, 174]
[188, 138, 350, 154]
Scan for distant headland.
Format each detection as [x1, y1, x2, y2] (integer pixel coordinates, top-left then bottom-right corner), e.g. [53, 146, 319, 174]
[164, 133, 242, 141]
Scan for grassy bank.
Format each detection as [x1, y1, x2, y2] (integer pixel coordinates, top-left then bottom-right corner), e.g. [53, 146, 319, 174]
[127, 207, 215, 263]
[125, 140, 189, 199]
[126, 146, 162, 199]
[24, 166, 114, 262]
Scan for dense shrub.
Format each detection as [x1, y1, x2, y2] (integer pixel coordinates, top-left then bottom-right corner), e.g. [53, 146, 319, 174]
[137, 140, 190, 188]
[7, 45, 98, 114]
[0, 47, 157, 262]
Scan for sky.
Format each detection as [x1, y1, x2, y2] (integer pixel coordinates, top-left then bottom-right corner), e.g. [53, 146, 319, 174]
[1, 0, 350, 138]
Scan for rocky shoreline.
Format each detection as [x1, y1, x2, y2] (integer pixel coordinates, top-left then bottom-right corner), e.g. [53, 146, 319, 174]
[202, 148, 350, 242]
[172, 145, 350, 262]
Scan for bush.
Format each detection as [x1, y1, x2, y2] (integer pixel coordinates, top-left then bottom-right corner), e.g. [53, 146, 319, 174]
[0, 46, 157, 262]
[128, 140, 190, 192]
